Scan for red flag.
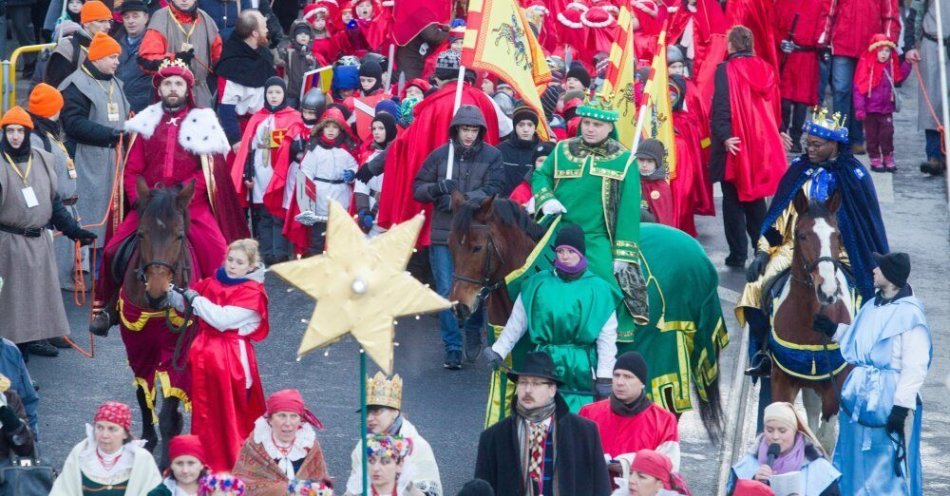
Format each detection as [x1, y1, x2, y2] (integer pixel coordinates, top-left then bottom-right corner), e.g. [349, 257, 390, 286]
[393, 2, 452, 46]
[304, 178, 316, 202]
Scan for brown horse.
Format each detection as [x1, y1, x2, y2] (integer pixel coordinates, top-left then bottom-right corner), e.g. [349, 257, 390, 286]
[769, 189, 855, 453]
[119, 177, 195, 467]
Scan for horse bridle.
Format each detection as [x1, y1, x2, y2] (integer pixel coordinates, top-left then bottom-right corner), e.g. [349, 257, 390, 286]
[452, 223, 506, 302]
[793, 255, 840, 289]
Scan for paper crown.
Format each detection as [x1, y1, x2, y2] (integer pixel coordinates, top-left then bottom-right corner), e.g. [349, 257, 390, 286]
[577, 94, 618, 123]
[803, 107, 849, 143]
[366, 371, 402, 409]
[366, 434, 413, 460]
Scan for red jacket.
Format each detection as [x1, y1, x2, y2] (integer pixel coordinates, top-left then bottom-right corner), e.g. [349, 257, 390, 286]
[826, 0, 900, 59]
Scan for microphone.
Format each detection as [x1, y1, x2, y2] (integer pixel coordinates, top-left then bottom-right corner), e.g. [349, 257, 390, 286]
[767, 443, 781, 468]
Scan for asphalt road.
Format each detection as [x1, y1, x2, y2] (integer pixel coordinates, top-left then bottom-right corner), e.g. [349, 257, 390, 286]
[32, 75, 950, 494]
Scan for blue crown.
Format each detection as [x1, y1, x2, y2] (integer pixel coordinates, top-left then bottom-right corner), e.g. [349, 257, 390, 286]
[803, 107, 849, 143]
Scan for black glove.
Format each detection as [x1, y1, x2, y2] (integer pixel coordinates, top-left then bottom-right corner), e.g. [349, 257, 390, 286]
[812, 314, 838, 337]
[355, 164, 375, 183]
[746, 251, 770, 283]
[290, 137, 306, 159]
[174, 48, 195, 65]
[435, 194, 453, 212]
[886, 405, 909, 436]
[594, 378, 613, 400]
[436, 179, 459, 195]
[110, 128, 123, 144]
[480, 348, 504, 370]
[763, 227, 783, 247]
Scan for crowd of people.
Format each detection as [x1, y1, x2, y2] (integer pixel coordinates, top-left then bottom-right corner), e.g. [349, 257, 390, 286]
[0, 0, 942, 494]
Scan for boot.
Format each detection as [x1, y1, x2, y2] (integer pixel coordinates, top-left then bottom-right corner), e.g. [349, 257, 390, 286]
[869, 156, 885, 173]
[89, 306, 118, 337]
[47, 336, 72, 349]
[920, 159, 946, 176]
[744, 350, 772, 377]
[883, 154, 897, 173]
[25, 340, 59, 358]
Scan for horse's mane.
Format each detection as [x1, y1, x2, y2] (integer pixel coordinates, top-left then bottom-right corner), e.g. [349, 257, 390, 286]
[801, 199, 835, 221]
[452, 197, 547, 241]
[141, 183, 189, 227]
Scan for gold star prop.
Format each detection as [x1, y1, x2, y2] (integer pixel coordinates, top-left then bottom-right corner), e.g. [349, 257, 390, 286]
[270, 200, 451, 374]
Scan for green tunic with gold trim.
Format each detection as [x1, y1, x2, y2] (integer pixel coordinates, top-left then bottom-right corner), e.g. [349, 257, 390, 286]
[531, 137, 642, 340]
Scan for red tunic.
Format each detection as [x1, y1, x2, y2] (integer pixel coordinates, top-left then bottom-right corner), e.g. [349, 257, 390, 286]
[189, 272, 269, 472]
[773, 0, 830, 106]
[670, 109, 710, 236]
[641, 178, 676, 229]
[578, 399, 679, 458]
[726, 0, 780, 76]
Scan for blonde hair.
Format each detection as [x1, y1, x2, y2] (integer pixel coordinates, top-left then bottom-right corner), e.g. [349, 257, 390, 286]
[228, 238, 260, 267]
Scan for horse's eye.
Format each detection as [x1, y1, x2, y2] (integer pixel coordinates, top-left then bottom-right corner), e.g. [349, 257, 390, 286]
[472, 245, 484, 253]
[795, 231, 806, 241]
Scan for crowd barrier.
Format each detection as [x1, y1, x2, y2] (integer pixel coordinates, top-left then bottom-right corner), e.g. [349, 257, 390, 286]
[1, 43, 55, 112]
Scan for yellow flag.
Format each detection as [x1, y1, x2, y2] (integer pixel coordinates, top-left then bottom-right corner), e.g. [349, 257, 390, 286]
[641, 30, 678, 178]
[599, 6, 638, 148]
[462, 0, 552, 140]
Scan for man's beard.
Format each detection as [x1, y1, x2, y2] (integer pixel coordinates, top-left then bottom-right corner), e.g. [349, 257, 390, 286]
[161, 94, 185, 111]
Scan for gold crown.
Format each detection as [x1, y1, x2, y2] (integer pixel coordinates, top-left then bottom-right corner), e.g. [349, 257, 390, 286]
[809, 106, 847, 131]
[157, 57, 191, 72]
[366, 372, 402, 410]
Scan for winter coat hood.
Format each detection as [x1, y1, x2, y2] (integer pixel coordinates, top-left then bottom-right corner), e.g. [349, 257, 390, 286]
[450, 105, 488, 143]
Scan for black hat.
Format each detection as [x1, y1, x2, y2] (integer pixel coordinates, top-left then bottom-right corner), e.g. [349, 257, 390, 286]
[435, 51, 462, 81]
[507, 351, 563, 386]
[457, 479, 495, 496]
[512, 106, 539, 126]
[566, 64, 591, 88]
[635, 138, 665, 165]
[614, 351, 648, 385]
[119, 0, 148, 13]
[554, 224, 586, 255]
[359, 60, 383, 81]
[872, 252, 910, 288]
[264, 76, 286, 92]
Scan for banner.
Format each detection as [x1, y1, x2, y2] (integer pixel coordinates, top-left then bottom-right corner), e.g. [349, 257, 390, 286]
[640, 29, 678, 178]
[599, 6, 638, 148]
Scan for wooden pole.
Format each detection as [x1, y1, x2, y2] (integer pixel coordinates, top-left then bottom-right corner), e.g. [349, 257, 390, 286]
[446, 65, 467, 180]
[933, 0, 950, 212]
[360, 350, 369, 496]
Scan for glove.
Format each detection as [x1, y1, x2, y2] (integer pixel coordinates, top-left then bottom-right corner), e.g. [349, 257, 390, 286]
[613, 260, 629, 274]
[111, 128, 123, 144]
[525, 197, 536, 214]
[355, 164, 375, 183]
[341, 169, 356, 183]
[594, 378, 613, 400]
[885, 405, 909, 436]
[812, 314, 838, 337]
[436, 179, 459, 195]
[295, 210, 320, 226]
[763, 227, 783, 247]
[540, 198, 567, 215]
[357, 209, 375, 233]
[746, 251, 771, 283]
[480, 348, 504, 370]
[780, 40, 798, 54]
[67, 228, 97, 246]
[174, 48, 195, 64]
[435, 194, 453, 212]
[290, 137, 307, 159]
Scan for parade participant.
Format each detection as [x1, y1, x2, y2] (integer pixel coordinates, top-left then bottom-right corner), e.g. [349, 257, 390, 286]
[725, 0, 779, 74]
[0, 339, 39, 434]
[281, 20, 318, 107]
[116, 0, 153, 113]
[579, 351, 681, 470]
[231, 76, 304, 265]
[167, 239, 269, 472]
[813, 252, 931, 495]
[291, 107, 359, 254]
[474, 351, 611, 495]
[740, 108, 888, 377]
[332, 63, 362, 100]
[485, 224, 619, 411]
[728, 402, 840, 495]
[905, 0, 949, 176]
[412, 105, 505, 370]
[215, 9, 276, 149]
[91, 58, 242, 334]
[509, 141, 553, 207]
[0, 106, 96, 357]
[398, 78, 429, 126]
[198, 473, 247, 496]
[346, 435, 420, 496]
[0, 373, 35, 461]
[564, 64, 591, 93]
[853, 34, 910, 173]
[376, 49, 510, 242]
[45, 0, 113, 87]
[50, 401, 162, 495]
[139, 0, 223, 108]
[668, 72, 713, 237]
[531, 95, 648, 345]
[232, 389, 330, 496]
[199, 0, 283, 44]
[612, 450, 690, 496]
[354, 111, 398, 234]
[148, 435, 209, 496]
[299, 88, 328, 130]
[666, 0, 728, 77]
[345, 373, 442, 496]
[710, 25, 788, 269]
[351, 58, 394, 141]
[496, 106, 540, 196]
[634, 139, 676, 228]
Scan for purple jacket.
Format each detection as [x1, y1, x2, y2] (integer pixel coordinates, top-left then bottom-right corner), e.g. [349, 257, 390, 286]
[853, 61, 911, 116]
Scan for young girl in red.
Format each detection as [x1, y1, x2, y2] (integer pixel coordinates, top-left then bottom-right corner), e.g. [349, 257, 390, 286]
[853, 34, 911, 173]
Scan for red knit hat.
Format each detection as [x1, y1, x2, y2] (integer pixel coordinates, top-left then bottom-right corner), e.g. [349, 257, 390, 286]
[88, 31, 122, 61]
[94, 401, 132, 431]
[81, 0, 113, 24]
[266, 389, 324, 429]
[1, 106, 35, 129]
[168, 435, 207, 465]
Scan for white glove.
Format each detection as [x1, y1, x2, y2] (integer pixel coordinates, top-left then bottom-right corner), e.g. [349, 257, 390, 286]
[525, 197, 536, 214]
[295, 210, 320, 226]
[613, 260, 630, 274]
[540, 199, 567, 215]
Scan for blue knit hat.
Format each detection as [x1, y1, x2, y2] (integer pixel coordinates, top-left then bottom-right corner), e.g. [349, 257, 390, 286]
[332, 65, 360, 91]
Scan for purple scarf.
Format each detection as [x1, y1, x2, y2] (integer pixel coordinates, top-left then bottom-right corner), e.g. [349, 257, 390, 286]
[554, 246, 587, 276]
[757, 433, 805, 475]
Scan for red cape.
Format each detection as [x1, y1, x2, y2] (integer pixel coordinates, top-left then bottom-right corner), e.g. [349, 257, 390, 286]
[668, 0, 728, 77]
[774, 0, 830, 105]
[375, 81, 500, 246]
[578, 399, 679, 458]
[726, 0, 780, 75]
[671, 110, 710, 236]
[724, 56, 787, 202]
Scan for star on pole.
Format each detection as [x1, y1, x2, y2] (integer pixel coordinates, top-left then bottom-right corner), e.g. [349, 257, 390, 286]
[270, 200, 451, 374]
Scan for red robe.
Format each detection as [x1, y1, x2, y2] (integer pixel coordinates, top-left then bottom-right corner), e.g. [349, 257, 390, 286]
[725, 56, 787, 202]
[375, 81, 500, 246]
[642, 178, 677, 229]
[671, 109, 711, 236]
[189, 271, 269, 472]
[667, 0, 728, 78]
[578, 399, 679, 458]
[726, 0, 780, 76]
[774, 0, 830, 106]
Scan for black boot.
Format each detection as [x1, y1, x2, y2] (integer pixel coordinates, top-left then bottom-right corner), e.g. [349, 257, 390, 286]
[920, 159, 946, 176]
[25, 340, 59, 358]
[744, 350, 772, 377]
[89, 308, 117, 336]
[48, 336, 72, 349]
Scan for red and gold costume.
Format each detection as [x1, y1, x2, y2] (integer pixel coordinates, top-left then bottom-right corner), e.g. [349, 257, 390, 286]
[773, 0, 831, 106]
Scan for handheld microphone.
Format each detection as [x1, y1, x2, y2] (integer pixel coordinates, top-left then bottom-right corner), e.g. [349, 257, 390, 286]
[767, 443, 781, 468]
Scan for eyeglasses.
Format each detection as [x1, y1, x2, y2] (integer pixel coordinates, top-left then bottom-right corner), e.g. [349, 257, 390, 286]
[517, 379, 554, 388]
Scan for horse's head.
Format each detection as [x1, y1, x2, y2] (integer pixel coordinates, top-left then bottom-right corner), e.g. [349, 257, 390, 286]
[447, 194, 508, 321]
[792, 189, 844, 306]
[135, 177, 193, 309]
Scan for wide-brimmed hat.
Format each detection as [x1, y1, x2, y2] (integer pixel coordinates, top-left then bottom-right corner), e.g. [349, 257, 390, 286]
[507, 351, 563, 386]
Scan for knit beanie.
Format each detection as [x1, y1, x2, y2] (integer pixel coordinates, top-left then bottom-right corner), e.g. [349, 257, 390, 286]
[81, 0, 112, 24]
[635, 138, 665, 164]
[28, 83, 65, 118]
[332, 65, 360, 91]
[168, 435, 207, 466]
[511, 106, 539, 127]
[359, 60, 383, 81]
[374, 98, 400, 120]
[614, 351, 648, 385]
[566, 64, 591, 88]
[554, 224, 586, 255]
[265, 76, 287, 92]
[872, 252, 911, 288]
[435, 50, 462, 81]
[540, 84, 565, 119]
[1, 106, 34, 129]
[457, 479, 495, 496]
[372, 111, 398, 144]
[88, 31, 122, 61]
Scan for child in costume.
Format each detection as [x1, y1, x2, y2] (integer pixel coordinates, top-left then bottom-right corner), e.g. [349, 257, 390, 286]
[355, 111, 398, 234]
[636, 139, 676, 227]
[148, 435, 209, 496]
[509, 141, 554, 206]
[853, 33, 911, 173]
[281, 20, 318, 107]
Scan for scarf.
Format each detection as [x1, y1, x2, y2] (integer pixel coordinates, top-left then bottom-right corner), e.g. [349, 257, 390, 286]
[1, 130, 32, 161]
[756, 433, 805, 475]
[609, 393, 651, 417]
[215, 267, 249, 286]
[214, 34, 276, 87]
[515, 400, 556, 423]
[554, 253, 588, 279]
[516, 400, 556, 493]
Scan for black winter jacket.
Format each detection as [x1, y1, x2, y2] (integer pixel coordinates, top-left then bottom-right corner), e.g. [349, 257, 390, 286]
[496, 135, 539, 196]
[61, 61, 121, 153]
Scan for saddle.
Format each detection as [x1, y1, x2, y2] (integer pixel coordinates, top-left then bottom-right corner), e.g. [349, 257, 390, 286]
[111, 234, 139, 285]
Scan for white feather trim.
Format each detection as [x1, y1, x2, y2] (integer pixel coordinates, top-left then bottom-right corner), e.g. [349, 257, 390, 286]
[124, 103, 164, 139]
[564, 2, 589, 12]
[557, 12, 586, 29]
[179, 108, 231, 156]
[581, 9, 616, 28]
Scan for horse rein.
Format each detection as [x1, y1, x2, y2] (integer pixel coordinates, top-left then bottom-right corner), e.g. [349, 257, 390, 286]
[452, 223, 507, 302]
[792, 255, 840, 289]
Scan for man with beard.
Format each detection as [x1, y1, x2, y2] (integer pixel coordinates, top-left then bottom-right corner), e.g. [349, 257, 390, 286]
[0, 106, 96, 357]
[474, 351, 611, 495]
[90, 58, 245, 335]
[139, 0, 223, 107]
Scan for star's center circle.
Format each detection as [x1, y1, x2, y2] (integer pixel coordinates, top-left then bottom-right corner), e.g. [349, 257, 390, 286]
[351, 277, 368, 295]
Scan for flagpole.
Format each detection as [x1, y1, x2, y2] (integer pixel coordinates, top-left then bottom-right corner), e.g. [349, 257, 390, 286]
[360, 349, 369, 496]
[446, 64, 467, 180]
[934, 0, 950, 213]
[385, 43, 396, 92]
[630, 103, 648, 153]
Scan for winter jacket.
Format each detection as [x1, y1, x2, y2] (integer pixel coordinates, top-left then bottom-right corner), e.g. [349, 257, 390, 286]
[413, 105, 505, 245]
[496, 135, 539, 196]
[198, 0, 283, 46]
[853, 61, 911, 116]
[827, 0, 900, 58]
[117, 33, 153, 113]
[61, 61, 122, 153]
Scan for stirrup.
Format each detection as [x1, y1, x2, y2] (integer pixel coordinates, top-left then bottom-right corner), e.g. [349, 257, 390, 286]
[744, 352, 772, 377]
